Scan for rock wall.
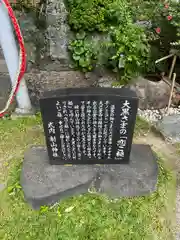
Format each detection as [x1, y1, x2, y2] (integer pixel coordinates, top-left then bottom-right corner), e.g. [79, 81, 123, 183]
[126, 77, 171, 110]
[26, 70, 94, 108]
[13, 0, 93, 108]
[16, 11, 40, 71]
[15, 0, 72, 72]
[44, 0, 71, 71]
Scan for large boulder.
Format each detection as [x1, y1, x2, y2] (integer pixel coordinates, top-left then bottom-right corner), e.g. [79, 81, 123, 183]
[21, 144, 158, 209]
[156, 114, 180, 143]
[15, 11, 42, 71]
[126, 77, 171, 109]
[85, 68, 117, 87]
[25, 70, 94, 108]
[43, 0, 71, 71]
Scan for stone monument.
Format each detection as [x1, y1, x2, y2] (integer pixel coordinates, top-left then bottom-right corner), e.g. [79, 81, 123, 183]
[21, 87, 158, 209]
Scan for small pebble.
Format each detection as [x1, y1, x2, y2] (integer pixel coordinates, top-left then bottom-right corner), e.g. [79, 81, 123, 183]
[138, 107, 180, 123]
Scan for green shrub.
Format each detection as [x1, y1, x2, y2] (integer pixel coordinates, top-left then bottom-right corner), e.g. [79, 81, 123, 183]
[68, 0, 150, 81]
[165, 1, 180, 49]
[127, 1, 180, 73]
[105, 0, 132, 25]
[109, 24, 150, 82]
[69, 32, 98, 72]
[130, 0, 162, 21]
[67, 0, 113, 32]
[102, 0, 150, 82]
[142, 1, 179, 73]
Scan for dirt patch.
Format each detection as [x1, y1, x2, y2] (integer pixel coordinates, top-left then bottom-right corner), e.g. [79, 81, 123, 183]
[134, 132, 180, 171]
[134, 133, 178, 238]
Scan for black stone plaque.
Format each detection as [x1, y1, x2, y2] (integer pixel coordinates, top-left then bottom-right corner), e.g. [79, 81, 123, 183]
[40, 88, 138, 165]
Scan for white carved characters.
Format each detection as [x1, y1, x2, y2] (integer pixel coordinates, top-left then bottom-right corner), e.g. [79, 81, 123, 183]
[115, 100, 131, 159]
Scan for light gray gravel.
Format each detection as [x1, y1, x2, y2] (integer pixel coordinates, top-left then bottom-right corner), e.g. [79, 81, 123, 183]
[138, 107, 180, 123]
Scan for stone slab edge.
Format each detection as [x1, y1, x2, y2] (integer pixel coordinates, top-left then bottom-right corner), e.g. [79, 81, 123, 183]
[21, 144, 158, 209]
[27, 180, 93, 209]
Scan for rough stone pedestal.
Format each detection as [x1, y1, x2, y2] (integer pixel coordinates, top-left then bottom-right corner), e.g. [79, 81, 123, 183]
[156, 114, 180, 143]
[21, 144, 158, 209]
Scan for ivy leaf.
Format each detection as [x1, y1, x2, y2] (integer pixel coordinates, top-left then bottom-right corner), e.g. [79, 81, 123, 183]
[75, 41, 83, 47]
[15, 183, 22, 189]
[7, 186, 14, 193]
[79, 58, 90, 68]
[74, 47, 85, 55]
[73, 54, 81, 61]
[68, 44, 73, 51]
[76, 31, 86, 40]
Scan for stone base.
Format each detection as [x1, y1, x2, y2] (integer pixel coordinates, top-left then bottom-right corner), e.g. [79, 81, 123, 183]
[156, 114, 180, 143]
[21, 144, 158, 209]
[11, 108, 35, 118]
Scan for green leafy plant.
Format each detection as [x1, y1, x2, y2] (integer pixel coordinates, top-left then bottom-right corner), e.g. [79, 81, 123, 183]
[165, 1, 180, 49]
[134, 1, 180, 50]
[142, 1, 179, 73]
[68, 0, 155, 82]
[40, 206, 49, 214]
[106, 0, 132, 26]
[69, 32, 97, 72]
[110, 24, 150, 82]
[128, 1, 180, 74]
[8, 182, 22, 196]
[101, 0, 150, 82]
[67, 0, 112, 32]
[130, 0, 163, 21]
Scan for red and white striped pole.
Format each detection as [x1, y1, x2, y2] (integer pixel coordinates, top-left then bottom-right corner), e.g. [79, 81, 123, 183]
[0, 0, 32, 117]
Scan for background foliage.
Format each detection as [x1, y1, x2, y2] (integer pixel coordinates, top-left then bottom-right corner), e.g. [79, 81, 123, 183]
[67, 0, 180, 83]
[68, 0, 113, 32]
[10, 0, 40, 11]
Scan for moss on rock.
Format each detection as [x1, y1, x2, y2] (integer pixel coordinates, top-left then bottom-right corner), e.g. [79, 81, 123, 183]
[10, 0, 40, 11]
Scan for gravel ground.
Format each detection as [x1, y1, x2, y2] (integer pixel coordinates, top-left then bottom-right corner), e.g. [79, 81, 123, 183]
[138, 106, 180, 123]
[138, 106, 180, 239]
